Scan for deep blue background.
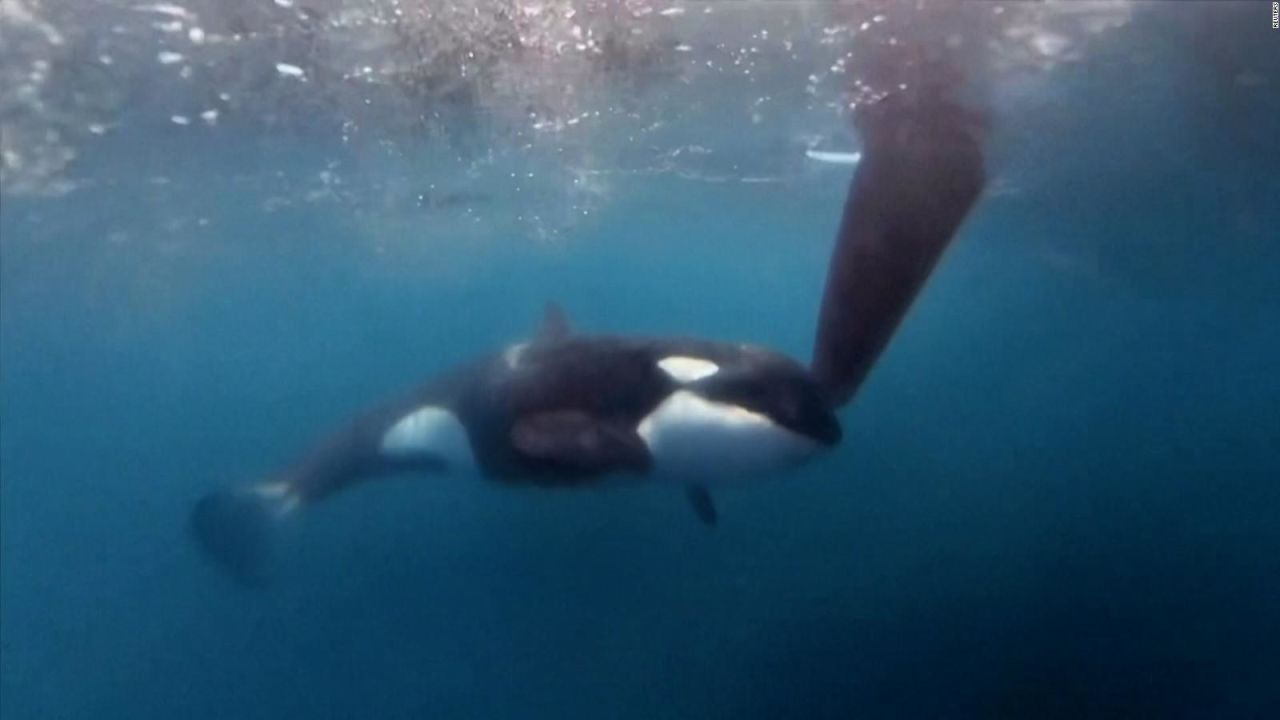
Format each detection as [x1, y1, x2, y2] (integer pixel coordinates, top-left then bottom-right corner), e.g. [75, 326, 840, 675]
[3, 12, 1280, 718]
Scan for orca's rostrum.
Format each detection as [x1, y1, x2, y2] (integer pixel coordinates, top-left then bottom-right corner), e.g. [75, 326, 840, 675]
[191, 71, 988, 585]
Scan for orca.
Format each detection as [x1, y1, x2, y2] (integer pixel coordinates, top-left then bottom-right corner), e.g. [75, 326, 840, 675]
[190, 75, 987, 585]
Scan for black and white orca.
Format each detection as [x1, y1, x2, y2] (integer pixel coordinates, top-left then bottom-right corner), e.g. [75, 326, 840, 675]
[191, 78, 987, 584]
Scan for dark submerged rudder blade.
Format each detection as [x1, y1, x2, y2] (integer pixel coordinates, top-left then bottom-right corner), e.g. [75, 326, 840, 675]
[811, 63, 988, 407]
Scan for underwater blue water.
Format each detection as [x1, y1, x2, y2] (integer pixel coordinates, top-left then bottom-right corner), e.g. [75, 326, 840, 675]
[3, 17, 1280, 720]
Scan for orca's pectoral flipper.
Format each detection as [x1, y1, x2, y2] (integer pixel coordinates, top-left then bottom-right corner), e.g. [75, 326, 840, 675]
[685, 485, 718, 527]
[812, 73, 987, 407]
[189, 482, 298, 586]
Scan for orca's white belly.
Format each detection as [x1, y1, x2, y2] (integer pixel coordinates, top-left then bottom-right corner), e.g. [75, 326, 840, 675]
[636, 390, 820, 484]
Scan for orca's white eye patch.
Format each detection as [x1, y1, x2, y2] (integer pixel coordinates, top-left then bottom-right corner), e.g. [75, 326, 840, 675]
[381, 406, 475, 470]
[657, 356, 720, 383]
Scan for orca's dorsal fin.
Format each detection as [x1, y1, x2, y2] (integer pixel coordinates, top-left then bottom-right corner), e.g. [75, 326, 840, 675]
[536, 302, 571, 344]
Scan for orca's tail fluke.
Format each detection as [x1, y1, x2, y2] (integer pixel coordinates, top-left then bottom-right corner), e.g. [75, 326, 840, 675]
[811, 56, 988, 407]
[189, 481, 299, 586]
